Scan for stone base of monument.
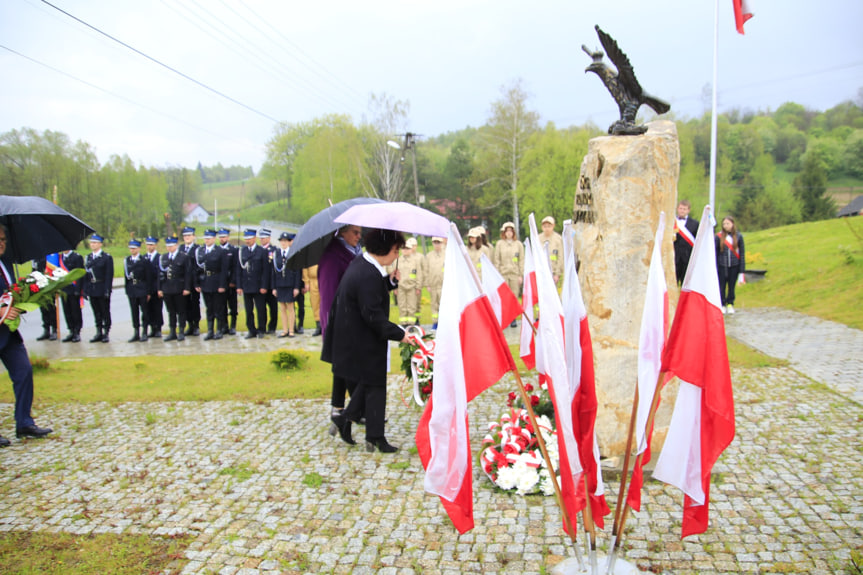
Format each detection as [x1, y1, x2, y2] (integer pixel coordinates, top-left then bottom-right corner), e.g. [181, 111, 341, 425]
[551, 554, 639, 574]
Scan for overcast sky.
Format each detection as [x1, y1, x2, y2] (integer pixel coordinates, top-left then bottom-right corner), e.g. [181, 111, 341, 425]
[1, 0, 861, 171]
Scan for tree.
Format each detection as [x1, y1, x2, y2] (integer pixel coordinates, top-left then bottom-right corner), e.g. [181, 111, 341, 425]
[359, 93, 409, 201]
[793, 153, 835, 221]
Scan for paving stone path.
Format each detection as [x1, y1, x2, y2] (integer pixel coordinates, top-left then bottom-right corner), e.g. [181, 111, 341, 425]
[0, 308, 861, 574]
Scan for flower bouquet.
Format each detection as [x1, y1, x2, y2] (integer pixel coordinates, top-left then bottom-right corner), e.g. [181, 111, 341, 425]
[398, 325, 435, 406]
[0, 267, 86, 331]
[480, 408, 559, 495]
[505, 378, 556, 425]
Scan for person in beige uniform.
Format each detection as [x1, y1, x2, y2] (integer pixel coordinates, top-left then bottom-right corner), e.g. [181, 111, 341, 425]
[540, 216, 564, 286]
[494, 222, 524, 326]
[467, 226, 493, 274]
[424, 236, 446, 329]
[303, 264, 322, 336]
[394, 237, 424, 325]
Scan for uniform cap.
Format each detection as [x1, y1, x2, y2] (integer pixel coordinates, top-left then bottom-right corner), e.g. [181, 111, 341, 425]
[279, 232, 295, 241]
[203, 229, 217, 238]
[128, 239, 141, 248]
[467, 227, 482, 238]
[165, 235, 179, 245]
[405, 237, 417, 248]
[145, 236, 158, 244]
[243, 228, 257, 238]
[217, 228, 230, 237]
[541, 216, 555, 226]
[500, 221, 516, 232]
[182, 226, 196, 235]
[431, 237, 445, 243]
[259, 228, 272, 238]
[89, 233, 104, 243]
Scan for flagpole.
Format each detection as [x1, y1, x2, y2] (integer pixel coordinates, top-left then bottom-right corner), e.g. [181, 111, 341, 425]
[582, 471, 598, 574]
[607, 383, 639, 569]
[709, 0, 719, 213]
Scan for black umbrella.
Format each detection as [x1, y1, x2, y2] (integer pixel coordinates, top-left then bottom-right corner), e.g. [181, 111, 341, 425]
[286, 197, 386, 270]
[0, 195, 96, 264]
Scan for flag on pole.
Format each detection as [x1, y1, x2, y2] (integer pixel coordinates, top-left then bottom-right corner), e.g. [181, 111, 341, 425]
[519, 238, 538, 369]
[45, 252, 64, 274]
[560, 220, 609, 529]
[653, 205, 736, 538]
[416, 224, 515, 534]
[479, 253, 521, 329]
[733, 0, 753, 34]
[626, 213, 670, 512]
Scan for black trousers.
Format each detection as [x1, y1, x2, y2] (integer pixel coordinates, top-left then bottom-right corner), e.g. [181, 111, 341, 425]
[40, 304, 57, 330]
[224, 286, 238, 320]
[331, 375, 357, 409]
[185, 290, 201, 325]
[163, 293, 187, 331]
[243, 292, 267, 334]
[127, 295, 149, 329]
[266, 291, 278, 332]
[147, 293, 163, 330]
[203, 291, 227, 326]
[718, 265, 740, 307]
[62, 295, 83, 333]
[295, 291, 305, 329]
[344, 381, 386, 442]
[89, 296, 111, 331]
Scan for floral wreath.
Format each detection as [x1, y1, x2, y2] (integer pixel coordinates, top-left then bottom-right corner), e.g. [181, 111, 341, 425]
[399, 325, 435, 406]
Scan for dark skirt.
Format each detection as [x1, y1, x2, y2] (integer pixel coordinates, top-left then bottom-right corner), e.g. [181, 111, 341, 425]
[276, 288, 296, 304]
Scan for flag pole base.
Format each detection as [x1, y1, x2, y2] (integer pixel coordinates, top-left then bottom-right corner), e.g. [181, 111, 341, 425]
[551, 554, 638, 574]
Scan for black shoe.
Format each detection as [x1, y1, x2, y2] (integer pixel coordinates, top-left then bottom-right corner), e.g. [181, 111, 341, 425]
[128, 332, 140, 343]
[229, 328, 237, 335]
[16, 425, 53, 439]
[510, 320, 517, 328]
[333, 414, 355, 445]
[184, 325, 194, 336]
[89, 331, 103, 343]
[191, 328, 200, 336]
[203, 332, 215, 341]
[0, 435, 9, 447]
[277, 332, 289, 338]
[177, 332, 185, 341]
[365, 438, 398, 453]
[313, 326, 322, 337]
[257, 333, 264, 339]
[141, 332, 148, 342]
[244, 332, 257, 339]
[71, 332, 81, 343]
[163, 332, 177, 342]
[48, 331, 57, 341]
[61, 333, 75, 343]
[101, 333, 110, 343]
[213, 331, 222, 340]
[267, 329, 276, 335]
[36, 330, 50, 341]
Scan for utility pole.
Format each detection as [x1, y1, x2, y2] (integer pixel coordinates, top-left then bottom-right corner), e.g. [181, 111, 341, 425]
[404, 132, 427, 252]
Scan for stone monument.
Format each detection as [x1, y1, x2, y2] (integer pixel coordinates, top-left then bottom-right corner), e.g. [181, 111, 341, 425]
[571, 120, 680, 460]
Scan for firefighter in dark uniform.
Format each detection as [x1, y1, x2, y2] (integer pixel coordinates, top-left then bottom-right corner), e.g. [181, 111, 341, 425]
[124, 238, 154, 342]
[195, 229, 228, 340]
[157, 235, 192, 341]
[180, 226, 201, 336]
[144, 236, 163, 337]
[272, 232, 302, 337]
[217, 228, 239, 335]
[84, 233, 114, 343]
[32, 257, 58, 341]
[60, 248, 84, 342]
[259, 228, 278, 334]
[236, 228, 269, 339]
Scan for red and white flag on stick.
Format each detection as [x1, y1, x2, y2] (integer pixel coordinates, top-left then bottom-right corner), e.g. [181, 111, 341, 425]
[479, 253, 521, 329]
[519, 238, 538, 370]
[560, 220, 610, 529]
[733, 0, 754, 34]
[653, 205, 736, 538]
[416, 223, 515, 534]
[626, 213, 670, 512]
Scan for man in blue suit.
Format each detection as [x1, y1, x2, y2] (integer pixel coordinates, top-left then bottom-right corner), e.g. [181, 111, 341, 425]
[0, 224, 53, 446]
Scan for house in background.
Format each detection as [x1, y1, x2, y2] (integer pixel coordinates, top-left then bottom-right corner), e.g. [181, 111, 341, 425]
[183, 203, 212, 223]
[837, 195, 863, 218]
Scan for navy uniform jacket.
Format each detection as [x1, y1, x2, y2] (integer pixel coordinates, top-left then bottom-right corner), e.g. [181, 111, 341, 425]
[124, 255, 154, 298]
[157, 251, 193, 295]
[83, 251, 114, 298]
[236, 245, 270, 292]
[144, 251, 161, 295]
[271, 249, 301, 292]
[321, 256, 404, 387]
[220, 242, 237, 286]
[181, 243, 201, 288]
[61, 251, 84, 298]
[195, 245, 228, 293]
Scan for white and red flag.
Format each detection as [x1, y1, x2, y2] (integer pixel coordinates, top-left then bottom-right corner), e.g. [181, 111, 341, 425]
[653, 205, 736, 538]
[626, 213, 670, 512]
[519, 238, 538, 370]
[416, 224, 515, 534]
[479, 253, 521, 329]
[733, 0, 754, 34]
[560, 220, 610, 529]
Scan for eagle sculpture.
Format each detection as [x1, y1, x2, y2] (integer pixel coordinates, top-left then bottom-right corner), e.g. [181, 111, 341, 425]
[582, 25, 670, 136]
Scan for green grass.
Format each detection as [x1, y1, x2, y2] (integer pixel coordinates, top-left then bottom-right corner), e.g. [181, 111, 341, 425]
[737, 216, 863, 329]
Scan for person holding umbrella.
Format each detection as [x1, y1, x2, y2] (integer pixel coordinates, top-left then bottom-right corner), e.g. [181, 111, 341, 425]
[84, 233, 114, 343]
[0, 224, 53, 445]
[322, 228, 411, 454]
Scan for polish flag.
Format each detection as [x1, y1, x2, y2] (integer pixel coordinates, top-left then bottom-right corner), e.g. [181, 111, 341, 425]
[416, 224, 515, 534]
[653, 205, 736, 538]
[626, 214, 670, 512]
[560, 220, 609, 529]
[519, 238, 538, 369]
[733, 0, 753, 34]
[479, 253, 521, 329]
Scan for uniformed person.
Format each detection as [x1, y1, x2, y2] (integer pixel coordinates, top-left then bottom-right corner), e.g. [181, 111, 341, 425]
[84, 233, 114, 343]
[259, 228, 278, 334]
[540, 216, 564, 286]
[217, 228, 239, 335]
[466, 226, 492, 273]
[424, 236, 446, 329]
[60, 248, 84, 342]
[272, 232, 301, 337]
[303, 264, 321, 336]
[180, 226, 201, 336]
[195, 229, 229, 340]
[157, 235, 192, 341]
[143, 236, 163, 337]
[124, 239, 154, 342]
[494, 221, 524, 327]
[236, 228, 269, 339]
[395, 237, 424, 326]
[32, 257, 57, 341]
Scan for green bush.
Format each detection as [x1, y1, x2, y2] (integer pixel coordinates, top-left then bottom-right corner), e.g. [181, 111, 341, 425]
[269, 349, 310, 371]
[30, 354, 50, 372]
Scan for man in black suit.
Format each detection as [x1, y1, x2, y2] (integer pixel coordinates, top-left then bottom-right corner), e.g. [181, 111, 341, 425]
[143, 236, 163, 337]
[0, 224, 53, 445]
[673, 200, 700, 286]
[236, 228, 270, 339]
[217, 228, 238, 335]
[124, 239, 154, 342]
[84, 233, 114, 343]
[322, 228, 410, 453]
[157, 236, 192, 342]
[181, 226, 201, 336]
[259, 228, 278, 334]
[60, 248, 84, 342]
[195, 229, 229, 340]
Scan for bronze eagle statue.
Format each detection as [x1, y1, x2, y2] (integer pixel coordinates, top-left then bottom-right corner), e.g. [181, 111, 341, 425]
[582, 25, 670, 136]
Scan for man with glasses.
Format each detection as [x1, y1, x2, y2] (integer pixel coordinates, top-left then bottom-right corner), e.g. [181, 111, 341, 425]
[0, 225, 53, 445]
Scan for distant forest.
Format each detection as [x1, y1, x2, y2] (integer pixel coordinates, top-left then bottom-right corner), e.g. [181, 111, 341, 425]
[196, 162, 253, 184]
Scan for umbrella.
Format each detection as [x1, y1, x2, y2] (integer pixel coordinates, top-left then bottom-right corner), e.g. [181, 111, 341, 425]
[286, 197, 386, 270]
[333, 201, 449, 238]
[0, 195, 96, 264]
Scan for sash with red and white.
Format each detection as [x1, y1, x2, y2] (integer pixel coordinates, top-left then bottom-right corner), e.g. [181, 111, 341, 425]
[719, 233, 740, 259]
[674, 218, 695, 247]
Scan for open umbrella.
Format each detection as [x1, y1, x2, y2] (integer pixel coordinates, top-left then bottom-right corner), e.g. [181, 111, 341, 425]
[286, 197, 386, 270]
[0, 195, 96, 264]
[333, 201, 449, 238]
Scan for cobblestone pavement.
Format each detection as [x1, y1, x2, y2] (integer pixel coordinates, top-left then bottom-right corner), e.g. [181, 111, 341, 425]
[0, 310, 861, 574]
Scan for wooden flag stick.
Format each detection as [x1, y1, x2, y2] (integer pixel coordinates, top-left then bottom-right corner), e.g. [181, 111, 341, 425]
[582, 470, 598, 574]
[611, 382, 640, 537]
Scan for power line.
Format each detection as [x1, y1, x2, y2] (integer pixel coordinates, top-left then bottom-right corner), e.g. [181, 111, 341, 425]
[38, 0, 281, 124]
